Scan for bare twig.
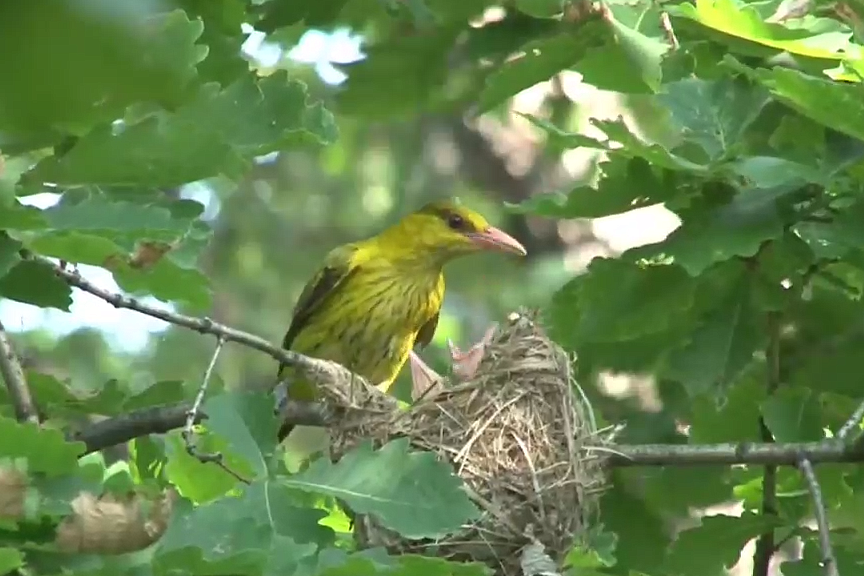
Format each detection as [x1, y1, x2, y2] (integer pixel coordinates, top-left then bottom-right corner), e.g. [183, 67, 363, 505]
[23, 252, 321, 375]
[753, 312, 782, 576]
[798, 457, 840, 576]
[182, 337, 225, 460]
[0, 319, 39, 424]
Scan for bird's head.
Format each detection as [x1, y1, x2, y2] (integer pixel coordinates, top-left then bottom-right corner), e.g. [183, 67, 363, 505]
[378, 200, 527, 266]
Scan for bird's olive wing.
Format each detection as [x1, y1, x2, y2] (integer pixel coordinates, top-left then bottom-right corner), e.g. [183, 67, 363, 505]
[281, 244, 360, 352]
[415, 311, 439, 349]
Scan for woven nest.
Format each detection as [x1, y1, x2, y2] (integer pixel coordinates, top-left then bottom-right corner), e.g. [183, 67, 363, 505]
[321, 310, 613, 576]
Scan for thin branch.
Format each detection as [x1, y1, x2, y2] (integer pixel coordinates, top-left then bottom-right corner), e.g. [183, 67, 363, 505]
[70, 400, 864, 465]
[182, 337, 225, 461]
[180, 337, 250, 484]
[798, 457, 839, 576]
[836, 398, 864, 440]
[753, 312, 782, 576]
[23, 252, 321, 374]
[0, 319, 39, 424]
[603, 440, 864, 466]
[71, 400, 329, 455]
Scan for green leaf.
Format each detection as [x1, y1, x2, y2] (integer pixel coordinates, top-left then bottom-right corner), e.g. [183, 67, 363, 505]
[599, 472, 669, 574]
[164, 434, 243, 504]
[204, 392, 280, 479]
[761, 386, 824, 442]
[478, 29, 606, 111]
[284, 438, 479, 539]
[0, 417, 83, 476]
[0, 548, 23, 574]
[0, 260, 72, 310]
[24, 73, 337, 187]
[670, 0, 853, 59]
[335, 28, 461, 119]
[689, 371, 765, 443]
[0, 234, 22, 278]
[129, 436, 167, 484]
[255, 0, 351, 31]
[592, 118, 709, 172]
[789, 287, 864, 397]
[643, 465, 733, 517]
[795, 202, 864, 260]
[782, 541, 864, 575]
[664, 512, 782, 575]
[658, 77, 770, 161]
[309, 549, 491, 576]
[0, 200, 47, 230]
[664, 272, 763, 396]
[156, 481, 328, 575]
[730, 59, 864, 143]
[600, 10, 667, 93]
[515, 0, 563, 18]
[513, 156, 679, 219]
[40, 197, 200, 237]
[632, 182, 798, 276]
[726, 155, 826, 189]
[123, 380, 189, 411]
[517, 112, 607, 152]
[547, 259, 698, 346]
[113, 259, 212, 311]
[0, 7, 205, 135]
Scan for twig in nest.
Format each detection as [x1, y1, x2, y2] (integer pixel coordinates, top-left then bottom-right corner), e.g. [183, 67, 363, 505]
[0, 319, 39, 424]
[182, 337, 248, 484]
[798, 457, 840, 576]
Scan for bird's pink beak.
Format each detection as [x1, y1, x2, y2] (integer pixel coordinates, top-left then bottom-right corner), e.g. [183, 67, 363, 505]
[467, 226, 527, 256]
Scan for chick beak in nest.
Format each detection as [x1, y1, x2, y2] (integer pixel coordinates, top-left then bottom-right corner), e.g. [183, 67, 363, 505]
[408, 324, 498, 401]
[448, 324, 497, 382]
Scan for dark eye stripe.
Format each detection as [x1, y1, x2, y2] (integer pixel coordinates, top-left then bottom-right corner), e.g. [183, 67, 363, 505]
[447, 213, 465, 230]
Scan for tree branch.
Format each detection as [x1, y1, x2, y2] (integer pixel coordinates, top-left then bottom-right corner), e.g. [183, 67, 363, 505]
[72, 400, 330, 455]
[22, 252, 325, 374]
[798, 456, 839, 576]
[0, 319, 39, 424]
[753, 312, 782, 576]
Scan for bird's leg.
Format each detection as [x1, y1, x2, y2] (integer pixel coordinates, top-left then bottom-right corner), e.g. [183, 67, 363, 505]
[409, 350, 445, 401]
[448, 324, 497, 382]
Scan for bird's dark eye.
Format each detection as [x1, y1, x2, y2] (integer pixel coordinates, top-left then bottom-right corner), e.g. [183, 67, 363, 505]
[446, 213, 465, 230]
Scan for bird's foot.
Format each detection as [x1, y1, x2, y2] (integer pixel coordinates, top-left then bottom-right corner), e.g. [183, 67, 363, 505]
[409, 350, 444, 401]
[448, 324, 497, 382]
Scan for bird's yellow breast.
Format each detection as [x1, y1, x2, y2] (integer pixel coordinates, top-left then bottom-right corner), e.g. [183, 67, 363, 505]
[289, 265, 444, 392]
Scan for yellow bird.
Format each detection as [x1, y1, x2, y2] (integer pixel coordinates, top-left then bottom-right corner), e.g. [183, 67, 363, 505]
[275, 200, 526, 441]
